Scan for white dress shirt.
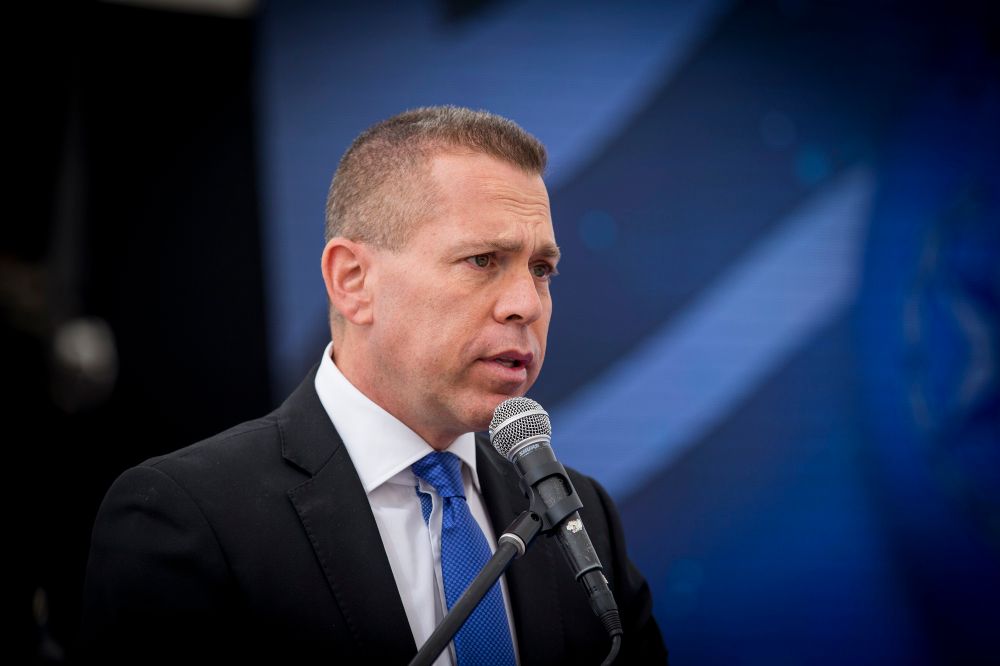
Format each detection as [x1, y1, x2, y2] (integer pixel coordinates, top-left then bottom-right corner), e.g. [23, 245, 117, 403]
[314, 343, 519, 666]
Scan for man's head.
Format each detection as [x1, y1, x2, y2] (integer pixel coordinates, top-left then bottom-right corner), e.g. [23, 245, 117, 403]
[321, 107, 558, 448]
[325, 106, 547, 249]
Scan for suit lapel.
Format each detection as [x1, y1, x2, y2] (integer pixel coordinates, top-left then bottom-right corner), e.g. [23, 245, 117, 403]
[272, 370, 566, 662]
[477, 435, 564, 666]
[280, 368, 416, 661]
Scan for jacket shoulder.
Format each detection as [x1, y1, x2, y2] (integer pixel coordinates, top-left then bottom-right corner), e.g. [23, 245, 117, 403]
[143, 412, 281, 473]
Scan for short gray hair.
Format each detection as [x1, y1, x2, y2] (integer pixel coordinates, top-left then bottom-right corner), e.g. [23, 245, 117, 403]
[324, 106, 547, 249]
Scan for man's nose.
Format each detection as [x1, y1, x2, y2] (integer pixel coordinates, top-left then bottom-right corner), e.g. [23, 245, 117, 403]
[494, 268, 544, 325]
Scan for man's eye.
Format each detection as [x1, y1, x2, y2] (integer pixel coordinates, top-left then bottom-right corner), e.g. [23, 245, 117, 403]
[468, 254, 491, 268]
[532, 263, 557, 279]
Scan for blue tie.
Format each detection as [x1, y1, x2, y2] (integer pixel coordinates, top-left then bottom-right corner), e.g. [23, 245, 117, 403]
[412, 451, 517, 666]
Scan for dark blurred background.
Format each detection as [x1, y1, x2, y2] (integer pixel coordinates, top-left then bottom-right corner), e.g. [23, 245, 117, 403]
[8, 0, 998, 663]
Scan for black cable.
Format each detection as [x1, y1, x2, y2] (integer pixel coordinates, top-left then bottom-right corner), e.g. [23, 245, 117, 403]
[601, 634, 622, 666]
[598, 608, 623, 665]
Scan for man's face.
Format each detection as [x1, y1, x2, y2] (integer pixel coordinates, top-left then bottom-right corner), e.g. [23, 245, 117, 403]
[362, 151, 558, 447]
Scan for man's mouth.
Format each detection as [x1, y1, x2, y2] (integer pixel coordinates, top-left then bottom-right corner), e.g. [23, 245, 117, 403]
[488, 352, 533, 370]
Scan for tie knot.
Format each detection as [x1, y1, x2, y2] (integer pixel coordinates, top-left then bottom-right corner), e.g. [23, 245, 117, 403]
[411, 451, 466, 500]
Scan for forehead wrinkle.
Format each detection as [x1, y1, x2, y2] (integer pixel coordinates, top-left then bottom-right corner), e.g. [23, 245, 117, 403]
[435, 184, 549, 222]
[477, 176, 549, 208]
[490, 196, 551, 221]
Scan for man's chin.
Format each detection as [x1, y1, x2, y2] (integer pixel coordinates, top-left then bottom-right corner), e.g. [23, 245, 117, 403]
[468, 390, 529, 431]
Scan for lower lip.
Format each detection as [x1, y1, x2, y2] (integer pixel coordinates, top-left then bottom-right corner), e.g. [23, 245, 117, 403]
[479, 359, 529, 384]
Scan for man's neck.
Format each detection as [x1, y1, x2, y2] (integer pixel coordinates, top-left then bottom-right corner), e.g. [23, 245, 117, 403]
[329, 343, 463, 451]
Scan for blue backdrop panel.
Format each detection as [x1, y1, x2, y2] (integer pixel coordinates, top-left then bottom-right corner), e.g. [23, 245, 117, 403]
[258, 1, 999, 662]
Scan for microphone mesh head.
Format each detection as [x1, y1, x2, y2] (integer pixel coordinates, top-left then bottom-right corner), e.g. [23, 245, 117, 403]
[489, 397, 551, 460]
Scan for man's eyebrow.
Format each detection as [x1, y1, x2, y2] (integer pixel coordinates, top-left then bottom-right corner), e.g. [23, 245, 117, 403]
[536, 243, 562, 261]
[453, 239, 562, 260]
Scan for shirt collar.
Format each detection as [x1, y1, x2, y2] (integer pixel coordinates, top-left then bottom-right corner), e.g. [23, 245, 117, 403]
[313, 342, 480, 494]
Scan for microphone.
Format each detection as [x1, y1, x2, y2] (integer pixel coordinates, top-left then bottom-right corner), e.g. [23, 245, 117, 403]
[489, 397, 623, 642]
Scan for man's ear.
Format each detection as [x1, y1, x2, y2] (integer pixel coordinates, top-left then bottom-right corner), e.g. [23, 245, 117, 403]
[321, 238, 375, 325]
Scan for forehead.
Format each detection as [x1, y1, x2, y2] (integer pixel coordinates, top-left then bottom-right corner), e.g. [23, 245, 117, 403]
[423, 152, 555, 242]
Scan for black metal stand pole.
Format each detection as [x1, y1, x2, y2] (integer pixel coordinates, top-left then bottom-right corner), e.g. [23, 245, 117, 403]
[407, 511, 542, 666]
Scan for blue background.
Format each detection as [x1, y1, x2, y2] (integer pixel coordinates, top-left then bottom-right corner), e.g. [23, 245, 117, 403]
[257, 1, 999, 663]
[11, 1, 997, 663]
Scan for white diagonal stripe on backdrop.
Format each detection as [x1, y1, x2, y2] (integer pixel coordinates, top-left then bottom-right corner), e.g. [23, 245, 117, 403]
[552, 167, 876, 498]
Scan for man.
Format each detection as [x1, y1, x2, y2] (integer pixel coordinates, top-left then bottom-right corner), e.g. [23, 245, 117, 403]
[82, 106, 667, 664]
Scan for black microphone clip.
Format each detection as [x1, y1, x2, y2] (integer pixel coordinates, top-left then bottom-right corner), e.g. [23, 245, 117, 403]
[513, 443, 583, 532]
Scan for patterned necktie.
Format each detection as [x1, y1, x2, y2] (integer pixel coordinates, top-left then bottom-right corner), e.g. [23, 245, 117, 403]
[412, 451, 517, 666]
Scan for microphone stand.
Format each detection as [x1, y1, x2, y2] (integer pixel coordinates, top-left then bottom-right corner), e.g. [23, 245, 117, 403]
[407, 511, 542, 666]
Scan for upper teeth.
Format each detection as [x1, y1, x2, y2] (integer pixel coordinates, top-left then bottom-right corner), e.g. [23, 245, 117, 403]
[498, 358, 516, 367]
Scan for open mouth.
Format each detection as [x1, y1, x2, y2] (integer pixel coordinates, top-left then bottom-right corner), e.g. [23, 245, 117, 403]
[488, 351, 533, 370]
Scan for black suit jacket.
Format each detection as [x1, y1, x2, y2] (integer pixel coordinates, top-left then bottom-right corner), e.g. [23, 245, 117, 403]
[81, 369, 666, 664]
